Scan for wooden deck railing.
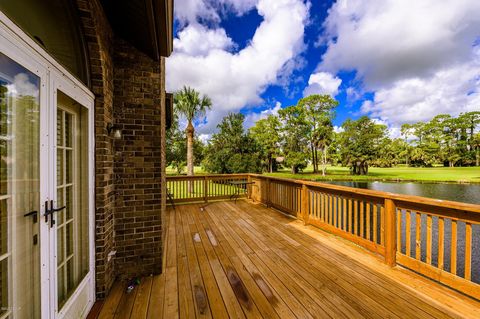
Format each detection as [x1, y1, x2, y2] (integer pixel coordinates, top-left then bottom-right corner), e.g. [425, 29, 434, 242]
[166, 174, 250, 203]
[166, 173, 480, 300]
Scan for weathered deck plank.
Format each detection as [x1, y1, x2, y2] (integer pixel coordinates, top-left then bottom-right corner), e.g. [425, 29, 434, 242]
[92, 200, 480, 319]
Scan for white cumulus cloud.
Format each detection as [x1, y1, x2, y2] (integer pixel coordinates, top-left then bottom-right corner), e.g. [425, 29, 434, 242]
[167, 0, 310, 134]
[244, 101, 282, 129]
[316, 0, 480, 127]
[174, 0, 258, 25]
[319, 0, 480, 89]
[303, 71, 342, 97]
[173, 24, 235, 56]
[360, 54, 480, 126]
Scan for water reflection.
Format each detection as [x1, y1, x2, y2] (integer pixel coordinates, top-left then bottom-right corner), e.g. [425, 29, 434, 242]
[328, 181, 480, 205]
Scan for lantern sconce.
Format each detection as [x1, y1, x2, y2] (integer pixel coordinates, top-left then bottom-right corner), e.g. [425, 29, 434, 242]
[107, 123, 122, 139]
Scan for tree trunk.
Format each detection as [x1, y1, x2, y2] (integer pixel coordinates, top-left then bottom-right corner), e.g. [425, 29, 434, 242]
[311, 144, 317, 173]
[321, 146, 327, 176]
[351, 160, 368, 175]
[186, 121, 194, 193]
[269, 156, 273, 173]
[476, 148, 479, 166]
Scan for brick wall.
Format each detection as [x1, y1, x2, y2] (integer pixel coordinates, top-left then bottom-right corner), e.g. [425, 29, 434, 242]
[76, 0, 116, 299]
[75, 0, 166, 298]
[112, 37, 164, 279]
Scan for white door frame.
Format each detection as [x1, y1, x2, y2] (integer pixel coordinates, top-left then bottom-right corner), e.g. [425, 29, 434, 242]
[50, 73, 95, 319]
[0, 11, 95, 318]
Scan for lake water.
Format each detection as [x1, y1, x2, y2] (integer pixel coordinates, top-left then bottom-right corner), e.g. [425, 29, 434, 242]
[325, 181, 480, 283]
[324, 181, 480, 205]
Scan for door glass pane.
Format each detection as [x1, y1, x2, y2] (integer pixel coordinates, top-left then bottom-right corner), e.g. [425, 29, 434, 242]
[0, 201, 6, 255]
[1, 258, 7, 317]
[57, 265, 65, 304]
[56, 92, 89, 309]
[66, 186, 72, 220]
[57, 109, 63, 147]
[0, 52, 40, 318]
[57, 188, 64, 225]
[57, 149, 64, 185]
[66, 150, 72, 184]
[65, 113, 72, 147]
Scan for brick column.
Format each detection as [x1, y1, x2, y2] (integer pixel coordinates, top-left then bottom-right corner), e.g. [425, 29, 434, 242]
[112, 38, 163, 280]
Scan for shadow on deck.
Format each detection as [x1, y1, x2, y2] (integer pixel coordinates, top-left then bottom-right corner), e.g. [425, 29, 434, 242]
[90, 200, 480, 318]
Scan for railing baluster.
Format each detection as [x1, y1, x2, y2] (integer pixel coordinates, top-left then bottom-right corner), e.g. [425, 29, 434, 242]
[406, 210, 411, 257]
[373, 204, 378, 243]
[343, 198, 347, 231]
[380, 205, 384, 245]
[353, 199, 358, 236]
[396, 209, 401, 253]
[333, 195, 338, 228]
[465, 222, 472, 280]
[348, 199, 353, 234]
[451, 220, 457, 275]
[328, 194, 332, 225]
[360, 201, 365, 238]
[203, 176, 208, 202]
[426, 215, 432, 264]
[322, 193, 326, 223]
[438, 217, 444, 270]
[415, 212, 421, 260]
[366, 202, 371, 240]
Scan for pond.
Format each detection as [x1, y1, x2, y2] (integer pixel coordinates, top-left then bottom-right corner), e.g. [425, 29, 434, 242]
[324, 181, 480, 284]
[323, 181, 480, 205]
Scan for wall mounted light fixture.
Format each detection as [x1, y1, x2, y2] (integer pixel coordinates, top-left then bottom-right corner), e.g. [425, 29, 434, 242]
[107, 123, 122, 139]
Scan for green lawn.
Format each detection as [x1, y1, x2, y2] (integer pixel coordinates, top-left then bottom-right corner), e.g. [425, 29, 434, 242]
[166, 166, 205, 175]
[167, 165, 480, 183]
[266, 165, 480, 183]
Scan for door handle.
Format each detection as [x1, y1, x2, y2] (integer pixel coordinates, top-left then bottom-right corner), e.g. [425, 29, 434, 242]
[44, 200, 66, 227]
[50, 206, 66, 213]
[44, 201, 50, 223]
[49, 206, 66, 228]
[24, 210, 38, 223]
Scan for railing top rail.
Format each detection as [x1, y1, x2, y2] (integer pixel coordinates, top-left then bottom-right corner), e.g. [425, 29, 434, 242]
[166, 174, 249, 180]
[248, 174, 480, 214]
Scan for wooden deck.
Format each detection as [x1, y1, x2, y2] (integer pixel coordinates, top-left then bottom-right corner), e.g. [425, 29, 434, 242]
[92, 200, 480, 318]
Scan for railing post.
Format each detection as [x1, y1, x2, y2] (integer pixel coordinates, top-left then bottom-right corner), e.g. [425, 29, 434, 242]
[203, 176, 208, 203]
[301, 184, 309, 225]
[384, 198, 396, 267]
[247, 175, 252, 199]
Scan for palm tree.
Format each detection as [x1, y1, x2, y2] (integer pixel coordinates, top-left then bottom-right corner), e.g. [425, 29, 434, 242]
[174, 86, 212, 179]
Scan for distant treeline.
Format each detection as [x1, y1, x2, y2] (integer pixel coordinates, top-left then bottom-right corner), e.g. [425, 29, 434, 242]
[167, 94, 480, 175]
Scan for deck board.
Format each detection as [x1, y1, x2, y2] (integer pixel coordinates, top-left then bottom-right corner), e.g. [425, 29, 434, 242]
[92, 200, 480, 319]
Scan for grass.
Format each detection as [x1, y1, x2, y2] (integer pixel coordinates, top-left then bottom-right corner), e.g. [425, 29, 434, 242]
[166, 166, 205, 175]
[266, 165, 480, 183]
[167, 165, 480, 183]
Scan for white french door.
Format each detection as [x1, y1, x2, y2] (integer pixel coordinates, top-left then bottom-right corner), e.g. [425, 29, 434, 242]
[52, 90, 93, 318]
[0, 12, 95, 319]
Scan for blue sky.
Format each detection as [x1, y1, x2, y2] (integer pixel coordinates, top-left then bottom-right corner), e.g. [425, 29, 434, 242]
[167, 0, 480, 139]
